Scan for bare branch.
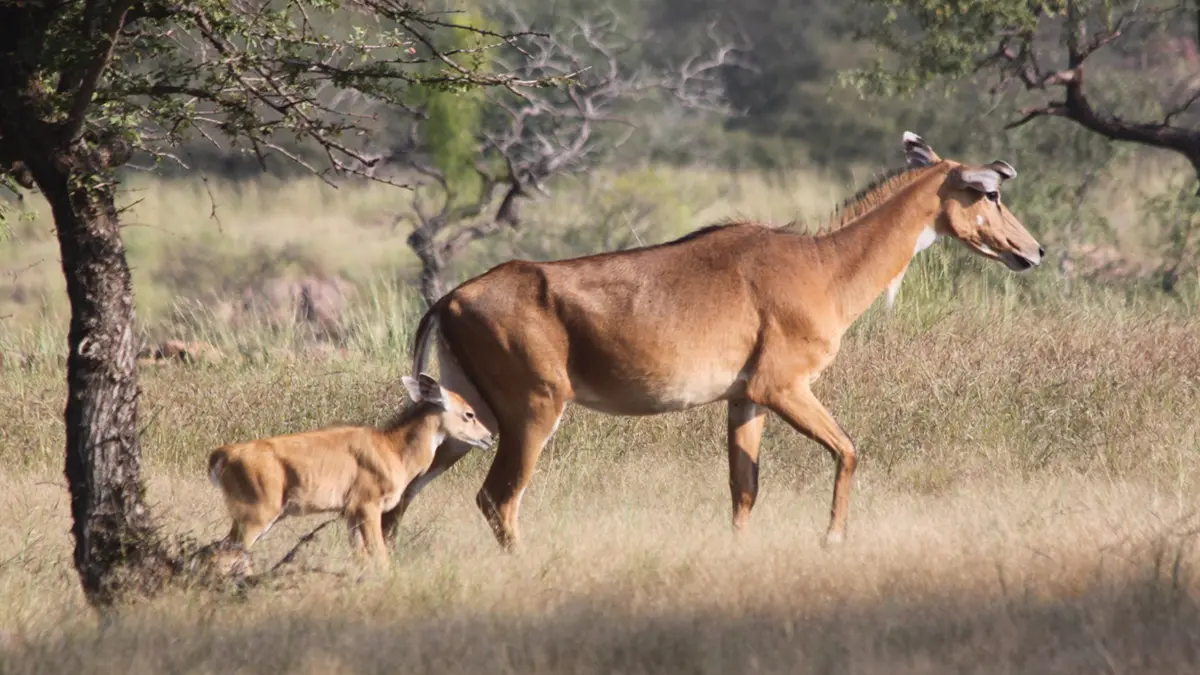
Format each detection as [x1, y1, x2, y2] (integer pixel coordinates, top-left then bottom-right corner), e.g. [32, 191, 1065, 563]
[269, 518, 339, 573]
[63, 1, 134, 142]
[973, 1, 1200, 179]
[1165, 87, 1200, 126]
[378, 8, 741, 306]
[1005, 103, 1067, 130]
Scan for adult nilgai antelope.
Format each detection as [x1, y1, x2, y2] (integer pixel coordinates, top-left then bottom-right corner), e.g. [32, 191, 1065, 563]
[207, 373, 493, 565]
[388, 132, 1044, 549]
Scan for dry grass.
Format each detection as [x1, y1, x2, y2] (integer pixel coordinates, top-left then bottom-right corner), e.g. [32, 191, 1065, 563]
[0, 164, 847, 328]
[2, 301, 1200, 673]
[1, 151, 1187, 329]
[3, 151, 1200, 672]
[2, 469, 1198, 673]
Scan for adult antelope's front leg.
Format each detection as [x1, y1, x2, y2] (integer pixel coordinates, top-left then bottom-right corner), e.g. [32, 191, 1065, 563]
[728, 399, 767, 532]
[476, 395, 564, 551]
[763, 384, 858, 546]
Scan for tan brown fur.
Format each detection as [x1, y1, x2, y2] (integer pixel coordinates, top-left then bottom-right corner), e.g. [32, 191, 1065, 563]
[208, 374, 492, 568]
[388, 132, 1045, 552]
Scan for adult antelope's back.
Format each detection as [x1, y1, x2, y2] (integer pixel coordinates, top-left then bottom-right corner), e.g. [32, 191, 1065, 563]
[384, 132, 1044, 550]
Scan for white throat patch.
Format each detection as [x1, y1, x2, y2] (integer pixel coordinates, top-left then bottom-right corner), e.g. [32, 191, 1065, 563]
[913, 227, 939, 255]
[886, 227, 939, 310]
[430, 431, 446, 457]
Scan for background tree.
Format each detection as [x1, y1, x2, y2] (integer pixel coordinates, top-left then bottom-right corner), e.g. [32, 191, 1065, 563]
[369, 7, 743, 305]
[845, 0, 1200, 186]
[0, 0, 545, 607]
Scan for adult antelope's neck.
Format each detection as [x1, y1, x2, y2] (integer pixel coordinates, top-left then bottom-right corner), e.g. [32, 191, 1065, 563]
[822, 165, 947, 325]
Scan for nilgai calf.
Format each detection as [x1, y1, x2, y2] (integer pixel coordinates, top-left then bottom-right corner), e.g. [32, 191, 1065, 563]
[207, 373, 493, 567]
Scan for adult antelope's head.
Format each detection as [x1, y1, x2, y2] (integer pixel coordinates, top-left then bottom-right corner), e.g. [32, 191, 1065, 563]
[904, 131, 1044, 272]
[402, 373, 495, 450]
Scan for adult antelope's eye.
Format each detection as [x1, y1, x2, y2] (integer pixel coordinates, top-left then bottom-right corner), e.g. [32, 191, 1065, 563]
[986, 191, 1000, 203]
[465, 411, 476, 421]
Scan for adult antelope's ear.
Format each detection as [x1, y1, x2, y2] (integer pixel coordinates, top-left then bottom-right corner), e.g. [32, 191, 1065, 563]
[956, 162, 1016, 194]
[985, 160, 1017, 180]
[903, 131, 942, 168]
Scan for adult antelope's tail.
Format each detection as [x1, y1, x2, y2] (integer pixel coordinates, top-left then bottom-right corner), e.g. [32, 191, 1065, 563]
[208, 448, 230, 488]
[411, 297, 448, 377]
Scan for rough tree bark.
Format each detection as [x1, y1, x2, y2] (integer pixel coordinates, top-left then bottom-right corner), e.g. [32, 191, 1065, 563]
[28, 141, 175, 605]
[2, 118, 175, 607]
[57, 179, 174, 604]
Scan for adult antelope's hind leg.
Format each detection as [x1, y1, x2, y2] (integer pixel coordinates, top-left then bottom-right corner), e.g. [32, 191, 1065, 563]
[728, 399, 767, 532]
[476, 396, 564, 551]
[381, 438, 474, 545]
[763, 384, 858, 547]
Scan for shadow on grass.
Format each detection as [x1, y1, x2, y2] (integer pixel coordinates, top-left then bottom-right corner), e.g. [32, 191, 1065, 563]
[8, 579, 1199, 674]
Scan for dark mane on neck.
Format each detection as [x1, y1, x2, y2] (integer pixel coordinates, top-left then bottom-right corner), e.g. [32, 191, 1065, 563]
[379, 400, 434, 433]
[786, 162, 944, 236]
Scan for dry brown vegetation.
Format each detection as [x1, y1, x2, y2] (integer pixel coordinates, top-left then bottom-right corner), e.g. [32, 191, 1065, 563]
[2, 300, 1199, 673]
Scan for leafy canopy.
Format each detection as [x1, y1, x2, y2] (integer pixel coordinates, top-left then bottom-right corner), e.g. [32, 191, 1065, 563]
[0, 0, 561, 200]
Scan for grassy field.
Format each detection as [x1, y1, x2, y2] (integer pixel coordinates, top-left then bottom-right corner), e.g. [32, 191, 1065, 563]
[3, 297, 1200, 673]
[2, 157, 1200, 672]
[0, 149, 1191, 332]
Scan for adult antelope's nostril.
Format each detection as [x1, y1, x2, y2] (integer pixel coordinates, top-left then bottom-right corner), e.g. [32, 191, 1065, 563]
[1038, 246, 1045, 258]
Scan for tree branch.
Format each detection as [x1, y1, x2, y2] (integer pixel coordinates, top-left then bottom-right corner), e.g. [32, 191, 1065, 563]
[1165, 87, 1200, 126]
[64, 0, 134, 143]
[983, 1, 1200, 175]
[381, 8, 740, 305]
[1004, 102, 1067, 130]
[1061, 70, 1200, 161]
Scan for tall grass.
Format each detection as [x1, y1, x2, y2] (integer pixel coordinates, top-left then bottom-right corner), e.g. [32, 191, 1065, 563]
[3, 153, 1184, 330]
[2, 156, 1199, 673]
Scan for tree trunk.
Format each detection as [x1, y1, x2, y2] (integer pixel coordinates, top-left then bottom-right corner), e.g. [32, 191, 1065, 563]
[38, 163, 176, 606]
[407, 226, 447, 307]
[418, 259, 447, 309]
